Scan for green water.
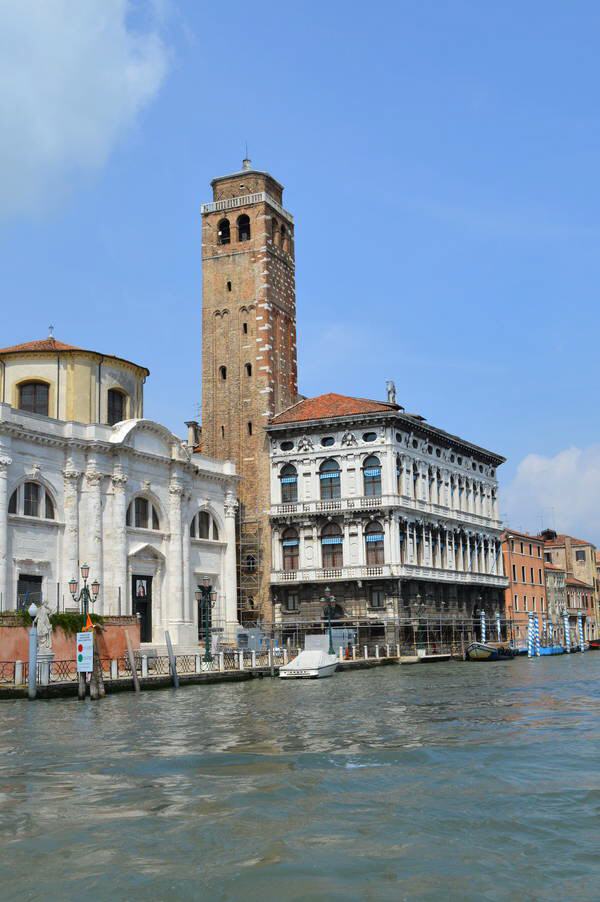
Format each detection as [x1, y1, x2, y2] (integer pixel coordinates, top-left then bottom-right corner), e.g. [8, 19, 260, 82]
[1, 655, 599, 901]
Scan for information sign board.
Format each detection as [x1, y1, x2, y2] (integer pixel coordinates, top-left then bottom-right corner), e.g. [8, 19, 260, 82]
[76, 631, 94, 672]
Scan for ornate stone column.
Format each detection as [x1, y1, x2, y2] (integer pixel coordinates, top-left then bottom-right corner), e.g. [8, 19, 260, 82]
[223, 491, 239, 638]
[85, 465, 104, 612]
[0, 454, 12, 611]
[168, 477, 185, 622]
[111, 471, 128, 615]
[63, 464, 80, 591]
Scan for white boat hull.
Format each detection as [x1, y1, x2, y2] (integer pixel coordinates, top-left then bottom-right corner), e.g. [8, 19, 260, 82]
[279, 650, 338, 679]
[279, 661, 338, 679]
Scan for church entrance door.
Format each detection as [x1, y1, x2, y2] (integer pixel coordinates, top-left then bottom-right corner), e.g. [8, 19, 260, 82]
[132, 575, 153, 642]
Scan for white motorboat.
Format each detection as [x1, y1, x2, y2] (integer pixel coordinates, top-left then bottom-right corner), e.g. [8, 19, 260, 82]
[279, 649, 338, 679]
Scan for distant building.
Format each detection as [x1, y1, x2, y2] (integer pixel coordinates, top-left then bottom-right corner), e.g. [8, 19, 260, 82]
[541, 530, 597, 638]
[0, 335, 238, 645]
[267, 390, 507, 633]
[501, 530, 547, 646]
[544, 562, 567, 624]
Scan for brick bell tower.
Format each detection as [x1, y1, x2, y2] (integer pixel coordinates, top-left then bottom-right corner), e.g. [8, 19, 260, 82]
[200, 158, 298, 623]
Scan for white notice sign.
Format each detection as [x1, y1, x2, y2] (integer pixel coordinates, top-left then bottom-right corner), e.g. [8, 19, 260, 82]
[76, 632, 94, 672]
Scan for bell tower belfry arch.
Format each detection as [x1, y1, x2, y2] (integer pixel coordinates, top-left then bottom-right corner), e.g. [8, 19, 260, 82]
[200, 159, 298, 622]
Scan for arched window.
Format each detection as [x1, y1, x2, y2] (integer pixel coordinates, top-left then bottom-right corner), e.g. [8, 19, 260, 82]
[319, 459, 341, 500]
[280, 224, 287, 251]
[365, 520, 385, 565]
[282, 527, 299, 571]
[363, 455, 382, 497]
[18, 381, 49, 416]
[219, 366, 227, 381]
[271, 218, 279, 243]
[217, 219, 230, 245]
[245, 363, 252, 377]
[107, 388, 126, 425]
[247, 421, 253, 436]
[280, 464, 298, 503]
[9, 481, 55, 519]
[127, 497, 161, 531]
[190, 510, 219, 541]
[321, 522, 343, 568]
[237, 214, 251, 242]
[396, 455, 402, 494]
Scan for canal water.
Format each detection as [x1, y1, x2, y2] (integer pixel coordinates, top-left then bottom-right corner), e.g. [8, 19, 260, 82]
[1, 655, 599, 901]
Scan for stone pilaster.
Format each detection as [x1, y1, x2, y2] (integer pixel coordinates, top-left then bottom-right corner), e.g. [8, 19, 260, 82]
[85, 466, 103, 610]
[223, 491, 239, 638]
[62, 464, 80, 591]
[111, 471, 128, 615]
[168, 478, 184, 620]
[0, 454, 12, 611]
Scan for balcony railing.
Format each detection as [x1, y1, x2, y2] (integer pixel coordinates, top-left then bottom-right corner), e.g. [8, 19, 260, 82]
[271, 563, 507, 587]
[270, 493, 501, 528]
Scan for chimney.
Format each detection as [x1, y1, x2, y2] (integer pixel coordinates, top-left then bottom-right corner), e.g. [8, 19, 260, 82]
[242, 157, 252, 171]
[185, 420, 200, 448]
[386, 380, 396, 405]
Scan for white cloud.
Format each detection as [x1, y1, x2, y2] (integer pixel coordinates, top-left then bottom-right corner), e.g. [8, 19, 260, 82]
[503, 446, 600, 543]
[0, 0, 168, 219]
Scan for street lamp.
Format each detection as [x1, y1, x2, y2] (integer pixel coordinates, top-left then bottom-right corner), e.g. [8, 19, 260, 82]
[196, 578, 216, 662]
[321, 586, 336, 655]
[69, 563, 100, 617]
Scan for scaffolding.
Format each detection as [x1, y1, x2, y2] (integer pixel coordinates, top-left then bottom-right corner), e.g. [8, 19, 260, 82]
[237, 516, 263, 626]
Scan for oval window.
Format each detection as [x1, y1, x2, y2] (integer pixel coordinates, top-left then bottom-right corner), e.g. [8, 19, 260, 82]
[435, 448, 441, 457]
[396, 432, 403, 442]
[321, 436, 335, 447]
[363, 432, 377, 442]
[280, 441, 294, 451]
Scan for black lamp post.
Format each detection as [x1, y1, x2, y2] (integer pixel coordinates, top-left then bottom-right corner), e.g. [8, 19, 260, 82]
[69, 563, 100, 618]
[196, 578, 216, 662]
[321, 586, 336, 655]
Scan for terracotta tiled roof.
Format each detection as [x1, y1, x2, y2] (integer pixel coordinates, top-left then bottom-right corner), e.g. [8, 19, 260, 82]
[544, 562, 565, 571]
[566, 576, 594, 588]
[0, 337, 80, 353]
[502, 528, 543, 542]
[543, 533, 593, 548]
[270, 392, 398, 425]
[0, 336, 149, 375]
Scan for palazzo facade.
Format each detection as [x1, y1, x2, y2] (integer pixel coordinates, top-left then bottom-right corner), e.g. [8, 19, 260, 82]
[0, 336, 238, 646]
[267, 391, 507, 626]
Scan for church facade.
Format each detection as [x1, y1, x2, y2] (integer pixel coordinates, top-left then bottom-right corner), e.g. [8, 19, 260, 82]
[0, 337, 238, 646]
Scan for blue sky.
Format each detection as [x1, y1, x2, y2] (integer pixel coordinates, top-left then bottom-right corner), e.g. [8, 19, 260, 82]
[2, 1, 600, 539]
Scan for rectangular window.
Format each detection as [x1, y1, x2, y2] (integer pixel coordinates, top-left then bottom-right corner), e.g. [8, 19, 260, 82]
[134, 497, 149, 529]
[24, 482, 40, 517]
[538, 568, 542, 585]
[537, 546, 541, 558]
[523, 595, 528, 611]
[521, 566, 526, 582]
[529, 543, 532, 555]
[575, 550, 586, 562]
[520, 542, 524, 554]
[532, 598, 537, 611]
[514, 594, 518, 612]
[107, 389, 125, 426]
[511, 540, 514, 552]
[370, 588, 385, 609]
[320, 472, 341, 500]
[530, 567, 534, 583]
[512, 564, 517, 581]
[284, 593, 299, 612]
[544, 552, 551, 563]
